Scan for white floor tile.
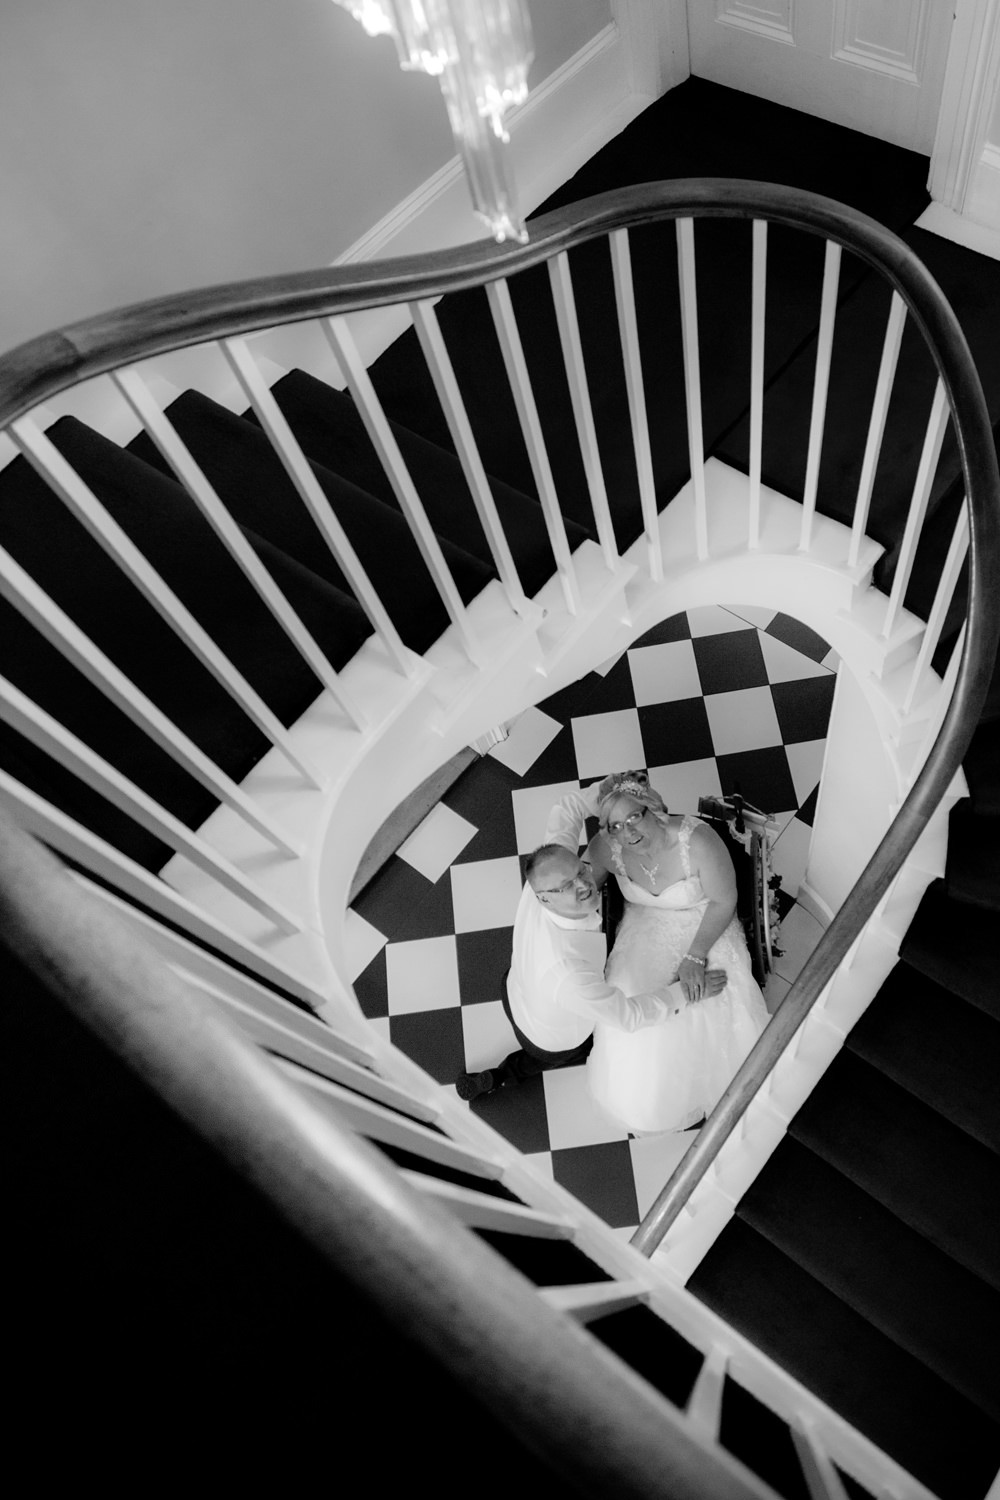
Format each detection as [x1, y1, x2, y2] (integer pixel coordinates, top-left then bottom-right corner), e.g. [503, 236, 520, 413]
[687, 605, 751, 637]
[725, 604, 778, 630]
[571, 707, 644, 779]
[629, 1130, 701, 1219]
[510, 780, 582, 854]
[397, 802, 478, 882]
[763, 968, 791, 1016]
[594, 650, 626, 676]
[341, 909, 388, 983]
[385, 935, 461, 1014]
[759, 630, 834, 684]
[822, 648, 841, 671]
[489, 706, 563, 775]
[703, 686, 783, 755]
[522, 1150, 555, 1180]
[542, 1064, 628, 1150]
[365, 1016, 392, 1045]
[450, 856, 524, 933]
[773, 901, 824, 984]
[771, 815, 813, 899]
[628, 640, 702, 706]
[460, 997, 518, 1072]
[647, 758, 722, 816]
[785, 740, 827, 809]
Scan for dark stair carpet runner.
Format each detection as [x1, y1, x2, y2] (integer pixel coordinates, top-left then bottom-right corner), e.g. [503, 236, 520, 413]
[4, 77, 1000, 1494]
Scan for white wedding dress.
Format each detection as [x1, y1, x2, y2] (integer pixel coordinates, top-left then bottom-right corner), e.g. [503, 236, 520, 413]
[588, 814, 770, 1134]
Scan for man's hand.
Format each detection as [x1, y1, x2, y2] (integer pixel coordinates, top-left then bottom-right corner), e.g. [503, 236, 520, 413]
[677, 963, 727, 1003]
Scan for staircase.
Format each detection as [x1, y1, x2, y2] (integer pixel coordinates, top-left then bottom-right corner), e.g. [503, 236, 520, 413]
[2, 83, 999, 1500]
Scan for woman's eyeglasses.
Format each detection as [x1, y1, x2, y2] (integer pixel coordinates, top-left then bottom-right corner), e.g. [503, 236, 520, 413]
[606, 807, 647, 835]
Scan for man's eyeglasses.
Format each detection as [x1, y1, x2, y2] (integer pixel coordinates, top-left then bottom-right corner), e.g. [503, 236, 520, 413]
[536, 862, 592, 896]
[606, 807, 647, 835]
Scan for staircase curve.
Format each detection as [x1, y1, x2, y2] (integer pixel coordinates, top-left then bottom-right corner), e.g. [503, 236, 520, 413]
[1, 181, 998, 1500]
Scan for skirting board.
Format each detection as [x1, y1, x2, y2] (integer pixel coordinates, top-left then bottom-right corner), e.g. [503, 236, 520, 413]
[249, 22, 655, 379]
[915, 201, 1000, 264]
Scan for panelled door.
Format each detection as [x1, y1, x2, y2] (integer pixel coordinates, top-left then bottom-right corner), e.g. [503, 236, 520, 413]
[687, 0, 956, 155]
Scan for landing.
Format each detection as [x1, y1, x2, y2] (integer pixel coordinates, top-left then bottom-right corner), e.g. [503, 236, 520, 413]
[347, 602, 837, 1234]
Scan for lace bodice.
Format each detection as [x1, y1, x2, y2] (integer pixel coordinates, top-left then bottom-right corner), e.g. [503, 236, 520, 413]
[612, 813, 706, 910]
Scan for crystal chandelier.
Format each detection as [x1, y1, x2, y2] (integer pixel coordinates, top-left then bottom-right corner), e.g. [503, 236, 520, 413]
[334, 1, 534, 243]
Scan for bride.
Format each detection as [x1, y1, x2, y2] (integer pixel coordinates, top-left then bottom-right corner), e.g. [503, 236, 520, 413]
[586, 773, 770, 1134]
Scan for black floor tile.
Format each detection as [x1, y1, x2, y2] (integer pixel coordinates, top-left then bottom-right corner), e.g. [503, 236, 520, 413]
[353, 949, 388, 1020]
[766, 612, 832, 663]
[552, 1140, 639, 1228]
[456, 928, 512, 1005]
[771, 675, 837, 744]
[693, 628, 769, 695]
[639, 697, 715, 765]
[716, 745, 798, 814]
[471, 1075, 551, 1154]
[388, 1009, 466, 1086]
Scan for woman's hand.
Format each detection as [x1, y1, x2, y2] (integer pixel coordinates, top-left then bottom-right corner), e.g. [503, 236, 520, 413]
[678, 954, 708, 1002]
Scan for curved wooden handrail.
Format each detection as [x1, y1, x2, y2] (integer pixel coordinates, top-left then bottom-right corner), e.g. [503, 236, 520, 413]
[2, 179, 998, 1299]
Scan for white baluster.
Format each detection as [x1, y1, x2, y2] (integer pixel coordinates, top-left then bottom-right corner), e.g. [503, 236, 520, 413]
[409, 299, 531, 614]
[686, 1344, 728, 1440]
[486, 277, 581, 614]
[399, 1173, 574, 1238]
[539, 1281, 651, 1323]
[0, 544, 299, 856]
[0, 675, 303, 933]
[676, 218, 708, 559]
[73, 870, 327, 1013]
[882, 380, 950, 639]
[9, 414, 325, 787]
[319, 319, 485, 666]
[790, 1418, 852, 1500]
[221, 337, 415, 675]
[548, 252, 620, 572]
[849, 293, 906, 568]
[800, 241, 842, 552]
[610, 228, 661, 581]
[113, 366, 368, 732]
[748, 220, 768, 550]
[903, 503, 969, 715]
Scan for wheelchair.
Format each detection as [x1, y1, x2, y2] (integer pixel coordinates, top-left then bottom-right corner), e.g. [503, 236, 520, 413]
[600, 791, 783, 988]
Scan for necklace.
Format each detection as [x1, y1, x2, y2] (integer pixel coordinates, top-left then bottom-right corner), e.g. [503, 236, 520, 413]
[638, 856, 660, 882]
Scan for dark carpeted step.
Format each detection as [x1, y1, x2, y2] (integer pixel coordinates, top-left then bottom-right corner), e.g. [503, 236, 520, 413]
[586, 1305, 702, 1410]
[688, 1219, 1000, 1500]
[737, 1136, 1000, 1420]
[961, 718, 1000, 815]
[265, 368, 589, 598]
[535, 78, 932, 233]
[847, 963, 1000, 1152]
[944, 802, 1000, 911]
[127, 389, 494, 656]
[0, 423, 371, 868]
[900, 880, 1000, 1021]
[790, 1050, 1000, 1290]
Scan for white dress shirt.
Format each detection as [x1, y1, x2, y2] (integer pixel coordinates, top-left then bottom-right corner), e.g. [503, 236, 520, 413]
[505, 786, 684, 1052]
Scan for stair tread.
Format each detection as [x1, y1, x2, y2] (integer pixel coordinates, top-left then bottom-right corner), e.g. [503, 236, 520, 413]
[900, 881, 1000, 1021]
[790, 1051, 1000, 1290]
[268, 368, 590, 598]
[739, 1136, 1000, 1420]
[945, 802, 1000, 911]
[961, 718, 1000, 815]
[128, 389, 495, 657]
[688, 1219, 1000, 1500]
[847, 963, 1000, 1152]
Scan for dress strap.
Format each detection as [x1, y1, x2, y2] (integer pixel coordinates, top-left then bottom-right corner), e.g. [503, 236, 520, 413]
[676, 814, 697, 878]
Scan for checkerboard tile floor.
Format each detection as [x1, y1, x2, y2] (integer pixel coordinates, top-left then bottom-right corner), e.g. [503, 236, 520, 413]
[351, 605, 837, 1232]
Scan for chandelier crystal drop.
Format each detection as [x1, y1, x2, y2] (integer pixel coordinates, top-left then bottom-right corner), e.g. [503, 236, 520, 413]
[334, 0, 534, 243]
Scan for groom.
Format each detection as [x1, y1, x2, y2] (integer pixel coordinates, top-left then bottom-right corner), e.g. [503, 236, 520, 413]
[455, 776, 726, 1101]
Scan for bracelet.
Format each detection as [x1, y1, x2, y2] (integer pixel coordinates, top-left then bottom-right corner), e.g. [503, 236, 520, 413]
[682, 953, 706, 966]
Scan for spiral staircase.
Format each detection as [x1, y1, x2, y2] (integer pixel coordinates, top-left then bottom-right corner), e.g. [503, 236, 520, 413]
[2, 84, 999, 1500]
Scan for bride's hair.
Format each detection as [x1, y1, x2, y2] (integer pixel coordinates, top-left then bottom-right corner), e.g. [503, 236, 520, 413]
[598, 772, 670, 833]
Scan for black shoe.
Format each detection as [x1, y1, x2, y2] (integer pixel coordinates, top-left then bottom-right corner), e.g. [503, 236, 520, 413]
[456, 1069, 498, 1101]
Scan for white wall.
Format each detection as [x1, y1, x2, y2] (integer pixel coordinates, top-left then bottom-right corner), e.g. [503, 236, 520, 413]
[0, 0, 611, 355]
